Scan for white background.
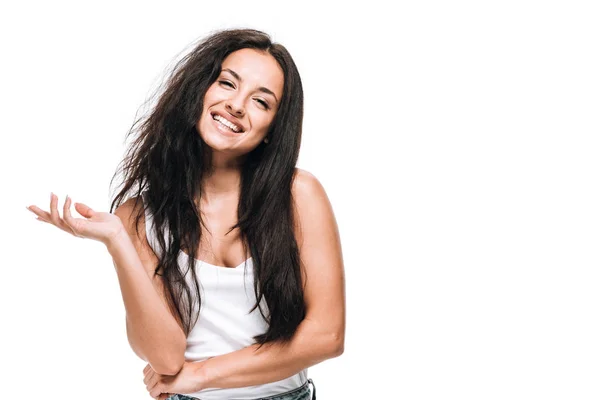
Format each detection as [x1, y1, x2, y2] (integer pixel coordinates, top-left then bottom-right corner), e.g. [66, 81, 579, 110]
[2, 0, 599, 398]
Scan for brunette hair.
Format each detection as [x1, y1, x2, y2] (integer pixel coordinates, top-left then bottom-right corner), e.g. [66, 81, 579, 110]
[108, 28, 305, 347]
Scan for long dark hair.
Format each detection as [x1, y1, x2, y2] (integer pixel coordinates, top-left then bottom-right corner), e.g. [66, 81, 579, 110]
[108, 28, 305, 347]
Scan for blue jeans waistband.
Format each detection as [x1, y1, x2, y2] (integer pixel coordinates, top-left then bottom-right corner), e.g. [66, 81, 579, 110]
[166, 378, 316, 400]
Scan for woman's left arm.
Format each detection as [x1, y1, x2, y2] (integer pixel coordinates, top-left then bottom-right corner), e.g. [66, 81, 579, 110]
[200, 170, 346, 388]
[144, 170, 345, 396]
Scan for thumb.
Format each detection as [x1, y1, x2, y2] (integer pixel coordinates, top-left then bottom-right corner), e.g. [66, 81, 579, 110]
[74, 202, 95, 218]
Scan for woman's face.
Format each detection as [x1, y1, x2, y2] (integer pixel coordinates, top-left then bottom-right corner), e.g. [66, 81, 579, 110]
[197, 48, 284, 159]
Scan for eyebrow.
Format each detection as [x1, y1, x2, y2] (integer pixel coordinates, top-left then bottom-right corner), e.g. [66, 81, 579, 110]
[222, 68, 279, 103]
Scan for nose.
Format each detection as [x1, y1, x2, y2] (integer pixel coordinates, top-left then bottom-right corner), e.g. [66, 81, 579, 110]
[225, 96, 245, 117]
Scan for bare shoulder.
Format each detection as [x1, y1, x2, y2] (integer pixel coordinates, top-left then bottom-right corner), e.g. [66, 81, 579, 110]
[292, 168, 336, 238]
[292, 167, 332, 213]
[291, 167, 341, 262]
[292, 167, 324, 195]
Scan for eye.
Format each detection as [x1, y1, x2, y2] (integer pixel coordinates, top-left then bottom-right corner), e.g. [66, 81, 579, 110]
[255, 99, 269, 109]
[219, 80, 234, 88]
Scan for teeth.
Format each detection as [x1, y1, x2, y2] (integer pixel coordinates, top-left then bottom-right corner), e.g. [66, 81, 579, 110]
[213, 114, 242, 132]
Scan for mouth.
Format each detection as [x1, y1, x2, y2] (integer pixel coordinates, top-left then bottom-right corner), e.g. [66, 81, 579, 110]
[210, 111, 245, 134]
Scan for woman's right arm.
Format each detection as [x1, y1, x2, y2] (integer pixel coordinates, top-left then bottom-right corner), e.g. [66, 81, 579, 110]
[109, 197, 187, 376]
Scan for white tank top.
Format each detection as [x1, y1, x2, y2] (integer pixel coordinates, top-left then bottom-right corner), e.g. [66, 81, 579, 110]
[141, 192, 307, 399]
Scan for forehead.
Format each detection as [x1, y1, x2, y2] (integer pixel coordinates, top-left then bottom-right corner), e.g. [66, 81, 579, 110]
[221, 48, 284, 99]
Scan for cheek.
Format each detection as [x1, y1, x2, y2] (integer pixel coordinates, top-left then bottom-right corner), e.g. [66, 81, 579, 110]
[203, 84, 224, 105]
[203, 88, 215, 105]
[262, 114, 277, 131]
[250, 117, 270, 133]
[200, 88, 219, 118]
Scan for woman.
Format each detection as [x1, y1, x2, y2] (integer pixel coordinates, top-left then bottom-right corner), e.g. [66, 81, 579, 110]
[26, 28, 345, 400]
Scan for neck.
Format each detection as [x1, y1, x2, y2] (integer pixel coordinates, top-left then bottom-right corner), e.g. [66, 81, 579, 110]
[200, 151, 244, 205]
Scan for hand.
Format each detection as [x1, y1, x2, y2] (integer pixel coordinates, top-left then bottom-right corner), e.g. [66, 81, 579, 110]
[143, 361, 207, 399]
[26, 192, 124, 246]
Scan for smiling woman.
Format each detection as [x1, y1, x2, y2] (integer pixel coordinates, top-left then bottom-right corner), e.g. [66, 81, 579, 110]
[27, 28, 344, 400]
[197, 48, 284, 150]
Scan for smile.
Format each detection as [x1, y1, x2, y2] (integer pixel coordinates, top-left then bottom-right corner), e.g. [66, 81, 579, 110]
[211, 113, 243, 133]
[211, 115, 244, 137]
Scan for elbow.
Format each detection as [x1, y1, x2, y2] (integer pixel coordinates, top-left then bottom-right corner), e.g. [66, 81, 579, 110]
[151, 336, 187, 376]
[333, 336, 345, 358]
[160, 360, 185, 376]
[166, 337, 188, 375]
[152, 351, 185, 376]
[326, 332, 345, 358]
[151, 363, 181, 376]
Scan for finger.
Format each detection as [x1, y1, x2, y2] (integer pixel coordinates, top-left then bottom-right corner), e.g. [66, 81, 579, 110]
[49, 192, 60, 224]
[147, 374, 161, 396]
[143, 368, 153, 385]
[26, 205, 51, 221]
[150, 381, 165, 399]
[50, 194, 77, 234]
[62, 196, 81, 237]
[49, 192, 70, 233]
[63, 195, 72, 221]
[74, 202, 95, 219]
[144, 366, 154, 382]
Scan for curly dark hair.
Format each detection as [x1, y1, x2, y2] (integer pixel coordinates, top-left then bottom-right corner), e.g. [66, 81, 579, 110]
[108, 28, 305, 348]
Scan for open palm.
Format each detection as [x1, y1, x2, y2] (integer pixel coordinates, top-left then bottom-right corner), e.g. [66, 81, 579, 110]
[26, 192, 124, 246]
